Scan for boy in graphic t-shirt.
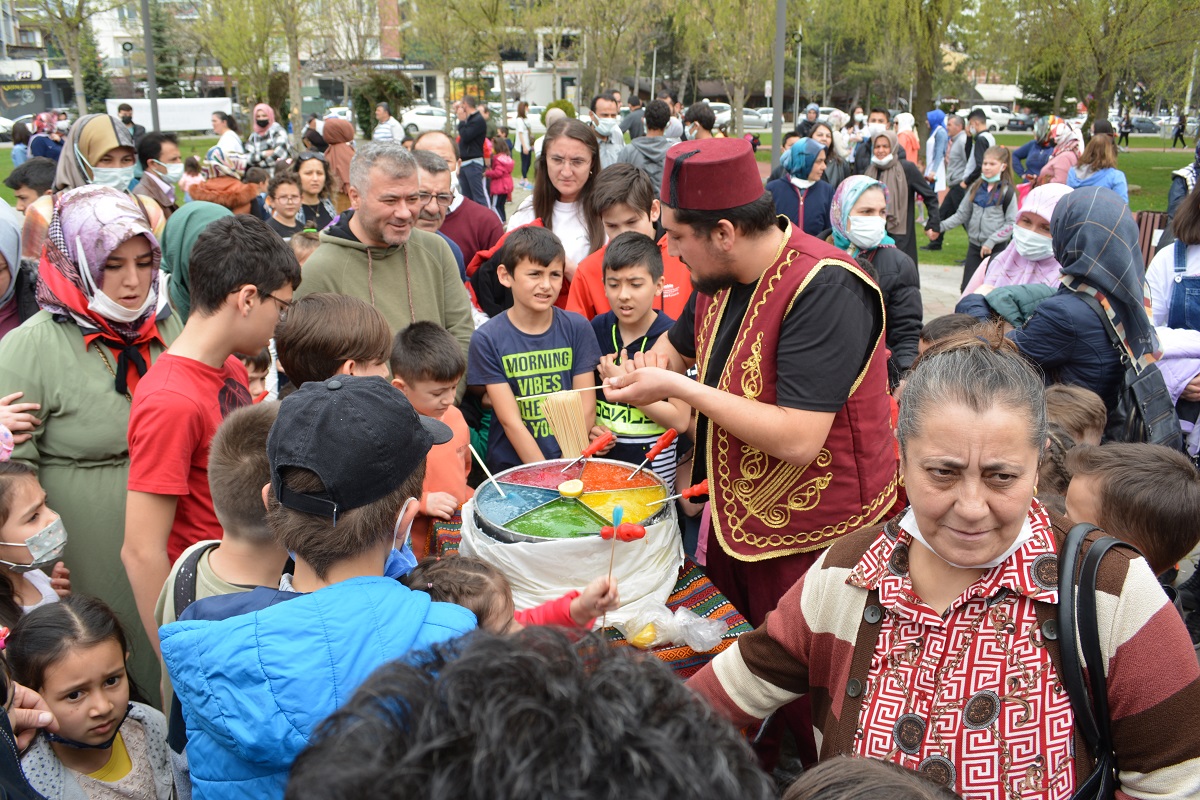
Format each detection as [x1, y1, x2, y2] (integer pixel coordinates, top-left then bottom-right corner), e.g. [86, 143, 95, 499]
[592, 232, 691, 486]
[123, 215, 301, 651]
[467, 226, 601, 472]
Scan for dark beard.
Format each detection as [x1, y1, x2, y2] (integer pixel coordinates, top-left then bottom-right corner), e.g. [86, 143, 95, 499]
[690, 274, 740, 296]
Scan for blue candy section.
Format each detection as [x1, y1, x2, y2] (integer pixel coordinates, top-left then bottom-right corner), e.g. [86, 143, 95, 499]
[474, 482, 560, 525]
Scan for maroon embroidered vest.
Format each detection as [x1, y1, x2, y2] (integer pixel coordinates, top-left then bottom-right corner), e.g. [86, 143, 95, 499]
[695, 223, 899, 561]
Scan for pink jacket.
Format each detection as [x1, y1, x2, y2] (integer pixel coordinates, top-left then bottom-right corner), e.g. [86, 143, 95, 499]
[486, 153, 514, 197]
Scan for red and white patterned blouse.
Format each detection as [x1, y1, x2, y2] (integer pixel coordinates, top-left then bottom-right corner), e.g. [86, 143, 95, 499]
[847, 502, 1076, 800]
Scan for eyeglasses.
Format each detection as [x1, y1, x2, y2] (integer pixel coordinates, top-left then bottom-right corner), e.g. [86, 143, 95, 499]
[418, 191, 454, 208]
[266, 293, 294, 321]
[274, 194, 302, 203]
[548, 155, 590, 170]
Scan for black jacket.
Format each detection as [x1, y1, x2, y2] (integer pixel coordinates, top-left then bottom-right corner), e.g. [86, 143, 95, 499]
[1007, 289, 1125, 416]
[857, 245, 923, 385]
[11, 261, 39, 326]
[458, 112, 487, 160]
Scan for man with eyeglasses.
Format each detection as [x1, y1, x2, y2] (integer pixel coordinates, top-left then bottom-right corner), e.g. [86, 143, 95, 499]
[296, 141, 475, 380]
[411, 150, 467, 281]
[413, 131, 504, 269]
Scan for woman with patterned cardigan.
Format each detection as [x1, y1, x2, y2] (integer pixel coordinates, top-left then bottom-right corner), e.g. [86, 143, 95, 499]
[688, 327, 1200, 800]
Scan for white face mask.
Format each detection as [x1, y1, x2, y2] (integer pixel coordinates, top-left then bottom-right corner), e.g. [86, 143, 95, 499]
[90, 166, 135, 191]
[866, 123, 885, 139]
[847, 215, 887, 251]
[153, 160, 185, 184]
[854, 113, 866, 123]
[899, 508, 1034, 570]
[75, 235, 156, 323]
[870, 153, 894, 168]
[788, 176, 815, 190]
[594, 117, 620, 139]
[1013, 226, 1055, 262]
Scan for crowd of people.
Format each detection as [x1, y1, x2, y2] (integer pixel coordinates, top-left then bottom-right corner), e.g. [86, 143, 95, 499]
[0, 90, 1195, 800]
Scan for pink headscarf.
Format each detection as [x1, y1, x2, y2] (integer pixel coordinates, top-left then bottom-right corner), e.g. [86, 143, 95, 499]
[253, 103, 277, 126]
[1052, 122, 1083, 156]
[962, 184, 1074, 296]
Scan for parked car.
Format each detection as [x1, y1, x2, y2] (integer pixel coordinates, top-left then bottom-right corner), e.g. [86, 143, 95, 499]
[1007, 113, 1033, 131]
[1131, 116, 1160, 134]
[818, 106, 843, 123]
[715, 108, 767, 130]
[704, 101, 731, 116]
[400, 105, 449, 136]
[754, 107, 775, 126]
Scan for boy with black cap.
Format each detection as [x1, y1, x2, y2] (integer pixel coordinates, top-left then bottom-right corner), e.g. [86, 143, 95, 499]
[160, 375, 474, 800]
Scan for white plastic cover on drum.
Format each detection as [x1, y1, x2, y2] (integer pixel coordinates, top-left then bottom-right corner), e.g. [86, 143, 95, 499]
[458, 498, 685, 630]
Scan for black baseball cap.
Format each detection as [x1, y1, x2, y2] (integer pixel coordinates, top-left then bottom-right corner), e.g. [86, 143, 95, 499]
[268, 376, 452, 522]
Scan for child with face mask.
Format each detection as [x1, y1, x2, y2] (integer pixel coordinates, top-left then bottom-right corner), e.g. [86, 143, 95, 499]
[0, 462, 71, 629]
[928, 145, 1019, 291]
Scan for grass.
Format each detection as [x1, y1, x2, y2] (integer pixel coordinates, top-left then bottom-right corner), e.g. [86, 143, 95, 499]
[0, 135, 217, 207]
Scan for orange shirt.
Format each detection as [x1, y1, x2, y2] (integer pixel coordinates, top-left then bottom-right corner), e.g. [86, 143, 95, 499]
[413, 405, 473, 554]
[565, 236, 693, 320]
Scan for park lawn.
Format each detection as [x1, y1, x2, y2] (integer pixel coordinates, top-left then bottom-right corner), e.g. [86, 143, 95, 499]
[0, 135, 217, 206]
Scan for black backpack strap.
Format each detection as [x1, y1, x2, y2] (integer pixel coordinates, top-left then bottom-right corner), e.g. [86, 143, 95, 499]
[1058, 523, 1102, 752]
[1058, 523, 1122, 798]
[173, 541, 221, 619]
[1002, 185, 1014, 214]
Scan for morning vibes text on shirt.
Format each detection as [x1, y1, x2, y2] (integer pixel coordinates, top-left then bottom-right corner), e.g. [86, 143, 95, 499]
[507, 347, 573, 438]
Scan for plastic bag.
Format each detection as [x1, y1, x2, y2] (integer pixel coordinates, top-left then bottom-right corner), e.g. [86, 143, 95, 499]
[618, 606, 724, 653]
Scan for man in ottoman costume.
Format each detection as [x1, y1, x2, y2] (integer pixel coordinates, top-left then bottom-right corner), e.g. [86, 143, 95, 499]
[604, 137, 898, 762]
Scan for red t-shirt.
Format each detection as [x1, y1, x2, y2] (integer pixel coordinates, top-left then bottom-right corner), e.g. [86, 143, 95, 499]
[127, 353, 251, 561]
[565, 235, 692, 320]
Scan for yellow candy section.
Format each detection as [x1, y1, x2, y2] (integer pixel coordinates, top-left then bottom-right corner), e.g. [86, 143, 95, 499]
[578, 486, 667, 525]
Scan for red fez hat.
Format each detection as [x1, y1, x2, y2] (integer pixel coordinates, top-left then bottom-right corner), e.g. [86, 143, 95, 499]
[660, 137, 763, 211]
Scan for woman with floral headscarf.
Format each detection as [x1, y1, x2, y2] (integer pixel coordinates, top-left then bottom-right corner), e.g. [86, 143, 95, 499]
[827, 175, 922, 384]
[0, 185, 182, 695]
[766, 137, 833, 236]
[246, 103, 290, 175]
[27, 113, 62, 162]
[1008, 186, 1146, 426]
[21, 114, 166, 268]
[189, 147, 259, 214]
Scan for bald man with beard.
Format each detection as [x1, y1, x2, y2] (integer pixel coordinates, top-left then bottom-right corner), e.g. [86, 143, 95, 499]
[413, 131, 504, 270]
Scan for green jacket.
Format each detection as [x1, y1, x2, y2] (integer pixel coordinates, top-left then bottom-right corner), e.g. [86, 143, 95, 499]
[297, 222, 474, 361]
[0, 310, 182, 698]
[985, 283, 1056, 328]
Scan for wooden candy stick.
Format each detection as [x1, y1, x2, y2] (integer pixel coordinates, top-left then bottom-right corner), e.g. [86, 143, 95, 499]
[602, 506, 624, 629]
[523, 383, 607, 402]
[468, 443, 506, 498]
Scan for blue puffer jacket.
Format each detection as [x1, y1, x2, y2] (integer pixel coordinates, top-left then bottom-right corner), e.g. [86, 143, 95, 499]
[1006, 288, 1124, 414]
[160, 576, 475, 800]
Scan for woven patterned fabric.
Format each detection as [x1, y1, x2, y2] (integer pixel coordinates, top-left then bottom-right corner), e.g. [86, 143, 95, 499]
[435, 530, 751, 677]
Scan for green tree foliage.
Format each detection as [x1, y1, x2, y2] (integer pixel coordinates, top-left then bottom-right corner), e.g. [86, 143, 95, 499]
[32, 0, 119, 115]
[351, 71, 415, 136]
[149, 0, 182, 98]
[79, 21, 110, 113]
[195, 0, 276, 104]
[541, 98, 575, 126]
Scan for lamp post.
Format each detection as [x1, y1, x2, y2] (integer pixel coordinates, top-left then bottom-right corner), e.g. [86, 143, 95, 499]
[790, 23, 802, 123]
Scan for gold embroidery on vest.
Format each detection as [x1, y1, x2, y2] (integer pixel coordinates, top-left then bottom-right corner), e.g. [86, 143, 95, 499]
[739, 333, 765, 400]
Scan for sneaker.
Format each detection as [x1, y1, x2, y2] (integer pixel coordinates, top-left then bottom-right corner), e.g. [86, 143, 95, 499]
[1177, 569, 1200, 611]
[920, 243, 942, 251]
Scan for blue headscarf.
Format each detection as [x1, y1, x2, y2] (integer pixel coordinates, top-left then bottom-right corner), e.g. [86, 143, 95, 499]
[927, 109, 946, 131]
[780, 137, 824, 181]
[829, 175, 896, 253]
[1053, 186, 1157, 365]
